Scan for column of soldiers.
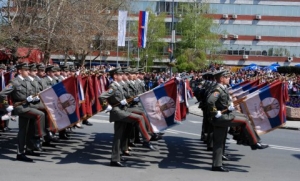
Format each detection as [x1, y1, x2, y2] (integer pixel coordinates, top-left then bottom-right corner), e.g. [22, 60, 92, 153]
[0, 62, 92, 162]
[99, 67, 162, 167]
[197, 70, 269, 172]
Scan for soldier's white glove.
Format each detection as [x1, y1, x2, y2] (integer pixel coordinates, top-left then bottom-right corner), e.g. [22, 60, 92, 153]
[228, 103, 235, 111]
[6, 105, 14, 112]
[215, 111, 222, 118]
[105, 105, 112, 112]
[120, 99, 127, 105]
[33, 96, 40, 102]
[26, 95, 33, 102]
[134, 97, 139, 102]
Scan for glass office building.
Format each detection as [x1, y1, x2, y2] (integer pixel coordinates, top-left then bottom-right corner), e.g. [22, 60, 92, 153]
[129, 0, 300, 65]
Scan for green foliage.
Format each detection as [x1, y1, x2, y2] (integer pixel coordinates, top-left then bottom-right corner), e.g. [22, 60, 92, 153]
[175, 3, 221, 71]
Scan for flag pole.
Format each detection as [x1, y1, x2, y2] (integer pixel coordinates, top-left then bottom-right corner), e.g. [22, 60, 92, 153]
[117, 46, 119, 67]
[137, 47, 140, 67]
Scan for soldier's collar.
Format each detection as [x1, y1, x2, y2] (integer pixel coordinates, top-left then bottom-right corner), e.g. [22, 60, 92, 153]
[113, 81, 121, 87]
[18, 75, 25, 81]
[47, 75, 53, 81]
[28, 76, 34, 81]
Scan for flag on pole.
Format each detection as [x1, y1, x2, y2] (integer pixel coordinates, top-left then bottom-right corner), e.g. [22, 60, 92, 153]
[239, 81, 286, 135]
[117, 10, 128, 47]
[39, 77, 80, 131]
[139, 78, 179, 132]
[1, 73, 5, 91]
[138, 11, 149, 48]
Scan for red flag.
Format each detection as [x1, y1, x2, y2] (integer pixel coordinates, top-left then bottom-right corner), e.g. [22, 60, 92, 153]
[92, 75, 102, 114]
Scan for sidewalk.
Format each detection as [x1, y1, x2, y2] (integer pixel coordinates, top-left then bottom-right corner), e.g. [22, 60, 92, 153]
[188, 104, 300, 130]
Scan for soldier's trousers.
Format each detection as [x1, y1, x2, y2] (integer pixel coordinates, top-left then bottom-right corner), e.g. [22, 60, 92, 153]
[212, 112, 260, 167]
[17, 108, 46, 154]
[111, 113, 151, 162]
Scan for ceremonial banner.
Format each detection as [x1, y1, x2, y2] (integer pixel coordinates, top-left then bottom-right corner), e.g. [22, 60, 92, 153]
[230, 80, 250, 90]
[91, 75, 102, 114]
[176, 79, 188, 121]
[235, 82, 268, 99]
[138, 11, 149, 48]
[39, 77, 80, 131]
[230, 79, 260, 97]
[117, 10, 128, 47]
[79, 76, 87, 119]
[140, 78, 179, 132]
[239, 81, 286, 135]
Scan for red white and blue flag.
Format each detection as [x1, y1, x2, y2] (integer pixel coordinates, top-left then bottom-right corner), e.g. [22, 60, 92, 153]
[39, 77, 80, 131]
[239, 81, 286, 135]
[140, 78, 179, 132]
[138, 11, 149, 48]
[230, 79, 260, 97]
[230, 80, 250, 90]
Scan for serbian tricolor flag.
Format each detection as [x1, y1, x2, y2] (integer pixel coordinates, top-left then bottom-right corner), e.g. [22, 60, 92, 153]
[238, 80, 286, 135]
[230, 80, 250, 90]
[39, 77, 80, 131]
[235, 82, 268, 99]
[230, 79, 260, 97]
[138, 11, 149, 48]
[140, 78, 179, 132]
[91, 75, 102, 114]
[76, 75, 85, 102]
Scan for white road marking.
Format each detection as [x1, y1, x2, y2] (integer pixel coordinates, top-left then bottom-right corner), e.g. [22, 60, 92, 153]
[189, 120, 202, 124]
[167, 129, 300, 152]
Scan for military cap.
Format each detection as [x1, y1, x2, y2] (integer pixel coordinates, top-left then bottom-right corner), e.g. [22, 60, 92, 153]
[15, 62, 29, 70]
[54, 66, 61, 71]
[60, 65, 69, 71]
[128, 68, 138, 74]
[109, 67, 123, 76]
[138, 68, 145, 74]
[214, 70, 230, 78]
[0, 64, 5, 69]
[28, 63, 37, 71]
[45, 65, 57, 72]
[121, 67, 131, 74]
[69, 66, 76, 72]
[36, 63, 45, 71]
[7, 65, 15, 71]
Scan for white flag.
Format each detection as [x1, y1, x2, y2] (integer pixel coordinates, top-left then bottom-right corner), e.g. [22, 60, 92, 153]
[118, 10, 128, 47]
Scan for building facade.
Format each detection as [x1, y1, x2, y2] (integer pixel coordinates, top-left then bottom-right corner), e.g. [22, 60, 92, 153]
[129, 0, 300, 66]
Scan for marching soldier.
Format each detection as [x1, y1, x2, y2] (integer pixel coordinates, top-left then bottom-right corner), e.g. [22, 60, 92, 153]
[99, 68, 156, 167]
[0, 63, 46, 162]
[207, 70, 268, 172]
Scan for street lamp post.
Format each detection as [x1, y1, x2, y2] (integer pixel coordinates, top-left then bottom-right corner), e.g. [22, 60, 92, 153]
[145, 54, 148, 72]
[90, 43, 93, 70]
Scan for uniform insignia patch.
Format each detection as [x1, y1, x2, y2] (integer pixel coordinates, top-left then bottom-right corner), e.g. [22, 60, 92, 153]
[108, 89, 113, 93]
[213, 92, 220, 97]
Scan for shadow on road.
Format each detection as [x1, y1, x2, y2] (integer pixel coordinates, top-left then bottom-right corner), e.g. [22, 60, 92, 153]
[292, 154, 300, 160]
[158, 135, 249, 172]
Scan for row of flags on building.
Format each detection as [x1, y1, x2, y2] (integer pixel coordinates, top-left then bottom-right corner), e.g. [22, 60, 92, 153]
[117, 10, 149, 48]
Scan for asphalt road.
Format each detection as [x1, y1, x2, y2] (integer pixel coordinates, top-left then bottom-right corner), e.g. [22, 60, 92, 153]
[0, 111, 300, 181]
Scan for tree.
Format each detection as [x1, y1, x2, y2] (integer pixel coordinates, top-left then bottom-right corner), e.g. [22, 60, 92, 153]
[175, 2, 221, 72]
[0, 0, 127, 65]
